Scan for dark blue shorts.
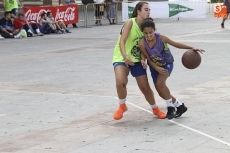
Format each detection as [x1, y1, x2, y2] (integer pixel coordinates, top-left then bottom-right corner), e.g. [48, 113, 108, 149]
[11, 8, 18, 15]
[113, 62, 147, 77]
[149, 63, 174, 84]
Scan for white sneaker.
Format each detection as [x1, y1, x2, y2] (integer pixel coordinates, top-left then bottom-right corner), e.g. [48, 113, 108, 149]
[14, 31, 23, 39]
[0, 35, 5, 39]
[37, 32, 43, 36]
[31, 33, 36, 37]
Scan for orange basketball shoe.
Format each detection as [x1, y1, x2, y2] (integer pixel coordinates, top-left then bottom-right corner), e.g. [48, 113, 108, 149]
[152, 107, 166, 119]
[113, 104, 127, 120]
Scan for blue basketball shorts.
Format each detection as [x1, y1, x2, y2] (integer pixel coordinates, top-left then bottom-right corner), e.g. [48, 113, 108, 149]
[149, 63, 174, 84]
[11, 8, 18, 15]
[113, 62, 147, 77]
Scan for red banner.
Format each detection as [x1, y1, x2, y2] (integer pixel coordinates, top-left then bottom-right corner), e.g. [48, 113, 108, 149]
[23, 4, 78, 25]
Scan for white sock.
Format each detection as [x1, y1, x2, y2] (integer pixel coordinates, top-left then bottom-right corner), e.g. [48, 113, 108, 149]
[28, 29, 33, 33]
[36, 28, 40, 33]
[151, 104, 158, 109]
[174, 100, 182, 107]
[166, 98, 174, 107]
[119, 99, 126, 104]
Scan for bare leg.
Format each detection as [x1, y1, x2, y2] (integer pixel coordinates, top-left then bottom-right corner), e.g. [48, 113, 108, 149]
[12, 29, 19, 35]
[48, 23, 56, 30]
[136, 74, 166, 119]
[114, 66, 129, 99]
[95, 17, 99, 25]
[156, 89, 176, 103]
[55, 23, 62, 30]
[155, 71, 172, 100]
[221, 13, 229, 28]
[109, 19, 112, 24]
[135, 75, 156, 105]
[99, 16, 102, 25]
[113, 65, 130, 120]
[155, 71, 177, 119]
[59, 22, 67, 30]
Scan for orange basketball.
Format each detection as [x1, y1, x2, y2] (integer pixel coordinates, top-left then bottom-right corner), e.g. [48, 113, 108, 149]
[182, 49, 201, 69]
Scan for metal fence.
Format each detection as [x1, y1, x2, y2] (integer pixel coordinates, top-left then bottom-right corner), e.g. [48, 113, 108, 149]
[78, 2, 122, 27]
[77, 2, 222, 27]
[0, 1, 225, 26]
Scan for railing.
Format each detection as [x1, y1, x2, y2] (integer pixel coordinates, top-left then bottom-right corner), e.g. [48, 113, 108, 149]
[77, 2, 123, 27]
[77, 2, 222, 27]
[0, 1, 225, 26]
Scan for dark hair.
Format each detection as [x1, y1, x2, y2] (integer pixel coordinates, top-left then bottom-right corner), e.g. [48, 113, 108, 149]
[132, 2, 148, 18]
[46, 12, 51, 16]
[4, 11, 11, 17]
[41, 12, 46, 18]
[18, 13, 24, 17]
[141, 18, 155, 31]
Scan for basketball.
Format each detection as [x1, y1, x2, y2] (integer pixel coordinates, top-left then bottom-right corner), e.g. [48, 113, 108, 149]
[182, 49, 201, 69]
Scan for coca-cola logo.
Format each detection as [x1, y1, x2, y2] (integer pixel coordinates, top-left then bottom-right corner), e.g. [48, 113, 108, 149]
[25, 9, 51, 23]
[23, 5, 77, 24]
[55, 7, 75, 22]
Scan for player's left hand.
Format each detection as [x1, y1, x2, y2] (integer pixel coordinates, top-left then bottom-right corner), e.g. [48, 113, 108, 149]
[192, 48, 205, 54]
[141, 59, 147, 69]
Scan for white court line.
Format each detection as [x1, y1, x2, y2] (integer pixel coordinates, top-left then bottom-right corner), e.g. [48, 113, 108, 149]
[79, 94, 230, 147]
[1, 90, 230, 146]
[126, 100, 230, 147]
[0, 114, 6, 117]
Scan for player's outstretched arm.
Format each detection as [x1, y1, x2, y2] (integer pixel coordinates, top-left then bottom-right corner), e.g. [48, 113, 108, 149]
[160, 35, 205, 54]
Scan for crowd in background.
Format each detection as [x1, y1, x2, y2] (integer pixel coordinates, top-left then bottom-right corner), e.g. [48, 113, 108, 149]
[0, 0, 118, 40]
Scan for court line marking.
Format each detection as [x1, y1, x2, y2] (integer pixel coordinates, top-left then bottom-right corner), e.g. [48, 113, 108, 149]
[80, 94, 230, 147]
[126, 101, 230, 147]
[0, 114, 6, 117]
[1, 90, 230, 146]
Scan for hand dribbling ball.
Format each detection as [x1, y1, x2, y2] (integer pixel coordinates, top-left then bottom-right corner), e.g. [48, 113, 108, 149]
[182, 49, 201, 69]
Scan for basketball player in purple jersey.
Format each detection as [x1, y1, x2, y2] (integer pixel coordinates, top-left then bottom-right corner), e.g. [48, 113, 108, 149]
[139, 18, 205, 119]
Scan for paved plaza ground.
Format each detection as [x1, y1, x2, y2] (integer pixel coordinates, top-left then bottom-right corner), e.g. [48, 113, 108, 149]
[0, 14, 230, 153]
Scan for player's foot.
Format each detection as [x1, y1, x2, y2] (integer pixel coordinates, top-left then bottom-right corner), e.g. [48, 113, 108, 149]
[113, 104, 127, 120]
[152, 107, 166, 119]
[175, 103, 187, 118]
[166, 106, 176, 120]
[221, 23, 225, 28]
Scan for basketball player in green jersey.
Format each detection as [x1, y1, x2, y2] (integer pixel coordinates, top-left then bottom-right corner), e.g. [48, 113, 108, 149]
[3, 0, 19, 18]
[112, 2, 166, 120]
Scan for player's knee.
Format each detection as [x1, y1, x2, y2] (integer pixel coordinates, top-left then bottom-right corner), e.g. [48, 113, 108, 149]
[116, 82, 127, 89]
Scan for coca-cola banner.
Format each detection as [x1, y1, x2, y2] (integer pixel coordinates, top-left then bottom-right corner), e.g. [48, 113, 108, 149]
[23, 4, 78, 25]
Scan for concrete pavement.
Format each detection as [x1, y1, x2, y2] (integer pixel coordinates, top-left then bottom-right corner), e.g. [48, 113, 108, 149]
[0, 14, 230, 153]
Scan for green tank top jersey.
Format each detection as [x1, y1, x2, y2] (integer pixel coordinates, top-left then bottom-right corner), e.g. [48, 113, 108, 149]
[112, 18, 143, 63]
[5, 0, 18, 11]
